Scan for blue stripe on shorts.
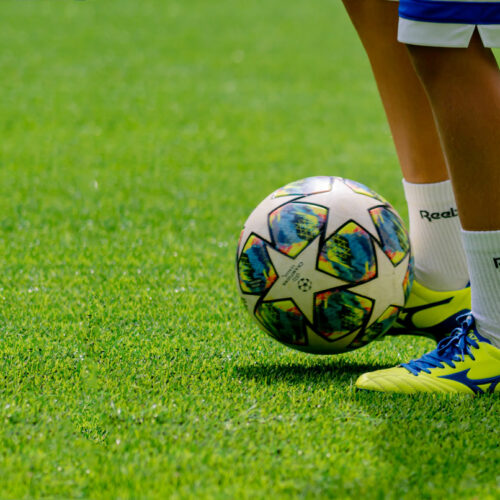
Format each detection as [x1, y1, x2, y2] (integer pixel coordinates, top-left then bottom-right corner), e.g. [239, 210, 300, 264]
[399, 0, 500, 25]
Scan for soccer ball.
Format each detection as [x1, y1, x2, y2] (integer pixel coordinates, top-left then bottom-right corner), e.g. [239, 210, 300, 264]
[236, 176, 414, 354]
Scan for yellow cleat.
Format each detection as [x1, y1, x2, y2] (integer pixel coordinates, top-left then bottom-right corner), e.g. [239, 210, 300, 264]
[386, 280, 471, 342]
[357, 315, 500, 394]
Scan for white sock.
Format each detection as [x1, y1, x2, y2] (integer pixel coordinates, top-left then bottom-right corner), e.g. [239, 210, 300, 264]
[403, 179, 469, 291]
[461, 230, 500, 349]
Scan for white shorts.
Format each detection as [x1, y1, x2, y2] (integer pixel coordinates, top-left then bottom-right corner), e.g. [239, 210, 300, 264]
[396, 0, 500, 47]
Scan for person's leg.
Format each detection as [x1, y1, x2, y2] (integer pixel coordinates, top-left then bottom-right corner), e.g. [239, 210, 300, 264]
[407, 32, 500, 349]
[407, 32, 500, 231]
[355, 14, 500, 393]
[343, 0, 470, 316]
[342, 0, 447, 183]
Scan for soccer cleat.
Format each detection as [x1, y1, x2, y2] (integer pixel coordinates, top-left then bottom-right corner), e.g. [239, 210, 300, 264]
[356, 315, 500, 394]
[386, 280, 471, 342]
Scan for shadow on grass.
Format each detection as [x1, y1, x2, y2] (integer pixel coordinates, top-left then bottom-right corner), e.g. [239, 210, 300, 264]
[234, 359, 395, 387]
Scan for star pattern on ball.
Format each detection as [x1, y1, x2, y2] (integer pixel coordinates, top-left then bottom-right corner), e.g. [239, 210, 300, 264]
[304, 178, 384, 242]
[237, 194, 303, 257]
[262, 236, 350, 323]
[349, 243, 409, 327]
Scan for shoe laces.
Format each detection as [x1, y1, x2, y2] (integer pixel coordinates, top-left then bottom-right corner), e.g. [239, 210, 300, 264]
[402, 315, 481, 376]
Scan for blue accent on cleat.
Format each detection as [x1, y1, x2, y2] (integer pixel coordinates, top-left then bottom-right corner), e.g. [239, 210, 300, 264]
[439, 369, 500, 394]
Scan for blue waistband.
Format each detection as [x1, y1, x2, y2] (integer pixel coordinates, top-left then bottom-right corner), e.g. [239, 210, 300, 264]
[399, 0, 500, 24]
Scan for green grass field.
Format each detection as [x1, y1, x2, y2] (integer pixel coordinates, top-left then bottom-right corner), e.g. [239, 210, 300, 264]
[1, 0, 499, 498]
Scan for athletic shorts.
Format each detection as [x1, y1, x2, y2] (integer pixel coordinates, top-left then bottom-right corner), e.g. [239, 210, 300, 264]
[396, 0, 500, 47]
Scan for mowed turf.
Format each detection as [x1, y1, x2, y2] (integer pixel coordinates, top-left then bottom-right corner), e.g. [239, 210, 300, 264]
[1, 0, 498, 498]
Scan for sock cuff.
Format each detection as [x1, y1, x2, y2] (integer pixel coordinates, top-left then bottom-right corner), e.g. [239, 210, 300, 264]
[402, 179, 456, 207]
[461, 229, 500, 253]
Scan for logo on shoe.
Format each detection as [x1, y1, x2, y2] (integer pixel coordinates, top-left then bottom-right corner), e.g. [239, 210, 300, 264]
[419, 207, 458, 222]
[440, 369, 499, 394]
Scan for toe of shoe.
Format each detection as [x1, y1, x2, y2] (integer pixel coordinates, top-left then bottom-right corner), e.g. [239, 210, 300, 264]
[355, 373, 379, 391]
[355, 371, 394, 392]
[355, 368, 421, 393]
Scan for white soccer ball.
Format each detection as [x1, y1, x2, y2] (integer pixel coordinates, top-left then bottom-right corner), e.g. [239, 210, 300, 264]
[236, 176, 414, 354]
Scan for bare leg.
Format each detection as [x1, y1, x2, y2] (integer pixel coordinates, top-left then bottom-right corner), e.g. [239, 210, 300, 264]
[343, 0, 471, 291]
[407, 32, 500, 230]
[342, 0, 448, 183]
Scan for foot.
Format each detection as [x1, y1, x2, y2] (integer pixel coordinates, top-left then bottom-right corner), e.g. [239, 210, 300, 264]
[356, 315, 500, 394]
[386, 280, 471, 342]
